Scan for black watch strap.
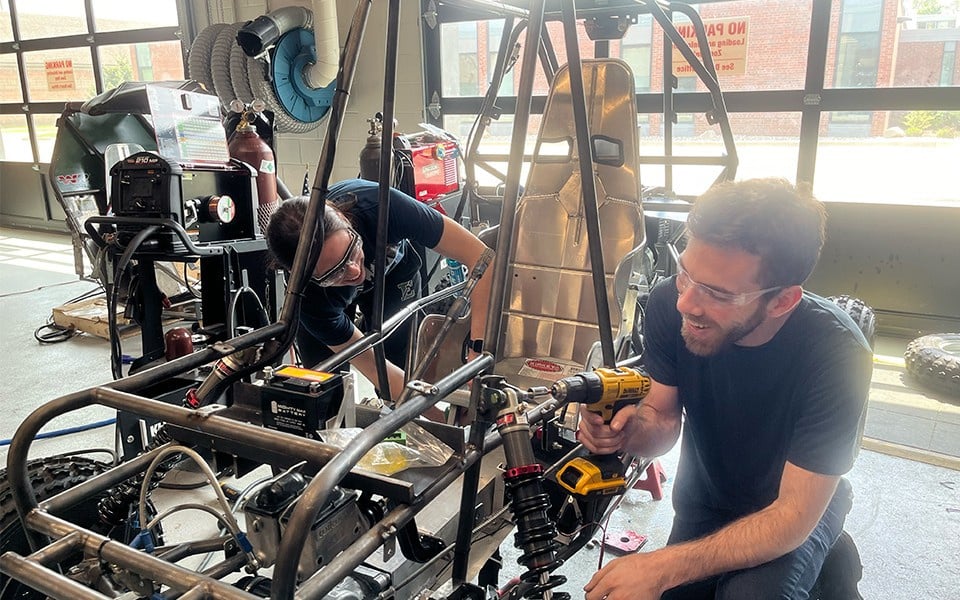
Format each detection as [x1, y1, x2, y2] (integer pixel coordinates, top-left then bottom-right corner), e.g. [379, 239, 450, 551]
[468, 338, 484, 353]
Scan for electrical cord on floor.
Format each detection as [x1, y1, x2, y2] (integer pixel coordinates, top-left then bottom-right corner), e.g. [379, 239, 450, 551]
[67, 284, 106, 304]
[0, 280, 89, 299]
[31, 283, 105, 344]
[0, 417, 116, 447]
[34, 318, 79, 344]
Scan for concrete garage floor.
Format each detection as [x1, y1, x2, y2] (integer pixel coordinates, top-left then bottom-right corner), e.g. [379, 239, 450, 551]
[1, 226, 959, 598]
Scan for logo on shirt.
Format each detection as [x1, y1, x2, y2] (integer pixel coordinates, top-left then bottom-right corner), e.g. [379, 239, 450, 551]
[397, 280, 416, 301]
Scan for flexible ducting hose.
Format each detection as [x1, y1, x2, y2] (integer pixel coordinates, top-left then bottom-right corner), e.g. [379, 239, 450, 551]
[187, 23, 227, 93]
[236, 6, 314, 57]
[210, 23, 244, 103]
[236, 3, 337, 89]
[229, 40, 255, 103]
[308, 0, 340, 88]
[188, 3, 338, 133]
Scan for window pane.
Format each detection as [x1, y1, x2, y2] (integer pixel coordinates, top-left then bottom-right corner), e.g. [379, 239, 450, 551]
[814, 111, 960, 206]
[23, 48, 96, 101]
[444, 113, 543, 187]
[440, 19, 599, 98]
[624, 14, 653, 43]
[98, 41, 184, 89]
[543, 20, 596, 64]
[840, 0, 883, 33]
[940, 41, 956, 86]
[507, 29, 556, 97]
[32, 113, 58, 162]
[0, 53, 22, 102]
[488, 19, 514, 95]
[828, 0, 960, 87]
[611, 15, 653, 92]
[1, 0, 13, 43]
[643, 112, 801, 197]
[834, 32, 881, 87]
[0, 113, 30, 161]
[15, 0, 87, 40]
[444, 113, 542, 155]
[440, 22, 478, 97]
[663, 1, 811, 92]
[92, 0, 178, 32]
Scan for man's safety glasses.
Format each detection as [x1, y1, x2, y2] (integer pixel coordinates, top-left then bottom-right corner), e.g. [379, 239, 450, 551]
[312, 230, 363, 287]
[676, 264, 782, 307]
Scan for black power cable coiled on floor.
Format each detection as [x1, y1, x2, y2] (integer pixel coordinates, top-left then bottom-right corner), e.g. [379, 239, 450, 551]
[504, 464, 570, 600]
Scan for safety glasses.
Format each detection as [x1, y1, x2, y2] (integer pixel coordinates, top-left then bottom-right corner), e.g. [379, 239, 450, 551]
[312, 229, 363, 287]
[676, 263, 782, 307]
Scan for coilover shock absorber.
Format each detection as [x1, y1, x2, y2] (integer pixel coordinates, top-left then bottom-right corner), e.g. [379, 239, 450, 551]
[96, 426, 177, 529]
[488, 381, 569, 600]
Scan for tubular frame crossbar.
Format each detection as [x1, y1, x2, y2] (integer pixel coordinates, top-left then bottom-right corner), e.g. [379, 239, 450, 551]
[1, 354, 494, 600]
[445, 0, 738, 196]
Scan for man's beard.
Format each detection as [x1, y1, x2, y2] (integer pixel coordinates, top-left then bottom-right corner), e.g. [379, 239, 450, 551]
[680, 303, 767, 357]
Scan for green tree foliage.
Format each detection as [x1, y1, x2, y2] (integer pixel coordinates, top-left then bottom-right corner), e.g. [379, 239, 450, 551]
[902, 111, 960, 137]
[913, 0, 960, 15]
[102, 51, 134, 90]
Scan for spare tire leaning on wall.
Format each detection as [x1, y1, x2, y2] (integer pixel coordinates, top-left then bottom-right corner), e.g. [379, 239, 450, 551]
[904, 333, 960, 401]
[827, 295, 877, 350]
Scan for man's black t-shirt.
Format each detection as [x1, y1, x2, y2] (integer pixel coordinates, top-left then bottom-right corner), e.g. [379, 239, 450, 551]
[298, 179, 445, 348]
[643, 277, 872, 524]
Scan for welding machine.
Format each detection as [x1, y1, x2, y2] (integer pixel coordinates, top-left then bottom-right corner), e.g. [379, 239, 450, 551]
[402, 138, 460, 204]
[110, 151, 260, 253]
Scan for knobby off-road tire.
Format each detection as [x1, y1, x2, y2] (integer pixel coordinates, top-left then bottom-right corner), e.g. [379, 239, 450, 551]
[0, 455, 110, 600]
[827, 295, 876, 349]
[904, 333, 960, 400]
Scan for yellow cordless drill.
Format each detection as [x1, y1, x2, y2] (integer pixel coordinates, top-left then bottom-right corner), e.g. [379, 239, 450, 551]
[551, 366, 651, 496]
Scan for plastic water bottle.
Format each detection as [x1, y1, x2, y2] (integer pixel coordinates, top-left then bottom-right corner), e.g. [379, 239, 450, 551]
[446, 258, 466, 284]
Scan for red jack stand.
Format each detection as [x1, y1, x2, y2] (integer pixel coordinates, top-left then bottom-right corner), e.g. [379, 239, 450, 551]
[632, 459, 667, 500]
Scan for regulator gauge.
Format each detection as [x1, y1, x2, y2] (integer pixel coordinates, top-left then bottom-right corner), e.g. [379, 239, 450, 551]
[207, 195, 236, 224]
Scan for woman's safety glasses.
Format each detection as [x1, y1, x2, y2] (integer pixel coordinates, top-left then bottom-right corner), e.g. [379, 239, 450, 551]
[312, 230, 363, 287]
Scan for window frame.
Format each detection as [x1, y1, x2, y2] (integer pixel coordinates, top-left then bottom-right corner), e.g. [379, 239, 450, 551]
[0, 0, 183, 164]
[421, 0, 960, 203]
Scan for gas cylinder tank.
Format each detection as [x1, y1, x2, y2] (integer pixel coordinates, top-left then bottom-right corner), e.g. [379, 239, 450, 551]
[359, 117, 382, 181]
[228, 122, 278, 233]
[359, 132, 381, 181]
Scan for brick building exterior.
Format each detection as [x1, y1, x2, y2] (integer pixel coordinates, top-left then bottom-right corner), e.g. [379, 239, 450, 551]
[466, 0, 957, 138]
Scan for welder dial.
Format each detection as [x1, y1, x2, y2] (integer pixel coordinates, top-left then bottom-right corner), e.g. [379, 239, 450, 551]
[208, 195, 236, 223]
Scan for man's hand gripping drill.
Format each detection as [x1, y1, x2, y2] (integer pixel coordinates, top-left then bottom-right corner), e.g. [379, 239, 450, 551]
[549, 366, 652, 496]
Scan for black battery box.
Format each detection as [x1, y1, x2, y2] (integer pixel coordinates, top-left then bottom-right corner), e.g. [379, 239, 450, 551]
[261, 366, 344, 438]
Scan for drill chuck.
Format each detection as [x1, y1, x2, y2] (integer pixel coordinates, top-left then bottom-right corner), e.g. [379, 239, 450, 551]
[550, 366, 651, 423]
[550, 375, 593, 404]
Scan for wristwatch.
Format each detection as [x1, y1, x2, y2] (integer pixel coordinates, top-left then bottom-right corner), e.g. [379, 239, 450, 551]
[467, 338, 484, 353]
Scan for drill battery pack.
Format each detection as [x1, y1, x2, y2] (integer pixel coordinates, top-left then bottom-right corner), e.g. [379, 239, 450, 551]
[261, 366, 344, 438]
[556, 454, 627, 496]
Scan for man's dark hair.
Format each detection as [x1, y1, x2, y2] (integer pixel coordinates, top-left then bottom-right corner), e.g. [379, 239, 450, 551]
[687, 178, 826, 288]
[264, 197, 353, 270]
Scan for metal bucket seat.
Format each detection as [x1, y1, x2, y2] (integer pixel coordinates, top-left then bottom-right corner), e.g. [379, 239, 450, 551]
[495, 58, 646, 388]
[413, 59, 648, 398]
